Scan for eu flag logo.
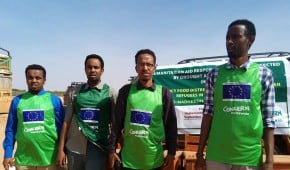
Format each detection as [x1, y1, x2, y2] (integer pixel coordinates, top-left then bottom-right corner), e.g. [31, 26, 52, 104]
[80, 108, 100, 123]
[130, 109, 152, 127]
[23, 110, 44, 124]
[223, 83, 251, 101]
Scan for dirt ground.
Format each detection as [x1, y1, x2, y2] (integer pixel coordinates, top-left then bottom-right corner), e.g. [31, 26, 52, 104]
[0, 114, 8, 170]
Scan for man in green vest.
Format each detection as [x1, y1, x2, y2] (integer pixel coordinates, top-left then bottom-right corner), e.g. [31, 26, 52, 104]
[57, 54, 116, 170]
[2, 64, 65, 170]
[107, 49, 177, 169]
[195, 19, 275, 170]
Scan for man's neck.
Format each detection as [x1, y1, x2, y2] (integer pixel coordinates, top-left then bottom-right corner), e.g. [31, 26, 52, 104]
[87, 80, 101, 88]
[139, 79, 153, 88]
[230, 54, 249, 67]
[29, 90, 41, 94]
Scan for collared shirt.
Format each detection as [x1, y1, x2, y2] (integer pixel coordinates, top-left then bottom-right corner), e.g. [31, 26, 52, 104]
[203, 59, 276, 128]
[107, 81, 177, 155]
[65, 82, 116, 154]
[3, 89, 65, 158]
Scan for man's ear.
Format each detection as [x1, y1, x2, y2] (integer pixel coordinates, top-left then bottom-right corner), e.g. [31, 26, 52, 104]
[248, 35, 255, 48]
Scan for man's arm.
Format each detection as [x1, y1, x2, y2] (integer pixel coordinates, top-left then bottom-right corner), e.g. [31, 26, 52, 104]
[2, 96, 20, 169]
[260, 67, 275, 168]
[162, 87, 177, 156]
[196, 68, 215, 157]
[162, 87, 177, 169]
[109, 86, 117, 130]
[195, 69, 215, 170]
[196, 114, 212, 157]
[57, 121, 70, 167]
[3, 97, 20, 158]
[51, 94, 65, 136]
[107, 84, 130, 168]
[107, 85, 129, 153]
[263, 128, 274, 164]
[258, 66, 276, 170]
[56, 96, 73, 167]
[194, 114, 212, 170]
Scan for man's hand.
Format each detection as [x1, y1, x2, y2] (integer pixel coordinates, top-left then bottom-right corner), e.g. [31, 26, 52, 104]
[56, 150, 67, 168]
[107, 153, 121, 169]
[261, 162, 273, 170]
[3, 158, 14, 170]
[163, 154, 175, 170]
[194, 154, 206, 170]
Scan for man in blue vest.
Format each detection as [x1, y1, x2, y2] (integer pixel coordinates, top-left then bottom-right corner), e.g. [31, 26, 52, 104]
[195, 19, 275, 170]
[3, 64, 65, 170]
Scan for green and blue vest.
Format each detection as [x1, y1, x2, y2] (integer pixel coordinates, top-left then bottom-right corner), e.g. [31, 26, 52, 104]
[122, 84, 165, 169]
[74, 84, 112, 148]
[206, 63, 263, 166]
[15, 92, 58, 166]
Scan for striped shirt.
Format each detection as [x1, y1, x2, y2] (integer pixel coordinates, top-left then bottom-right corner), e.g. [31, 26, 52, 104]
[203, 59, 276, 128]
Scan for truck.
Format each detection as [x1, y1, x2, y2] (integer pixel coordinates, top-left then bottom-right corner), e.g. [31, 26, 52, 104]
[153, 52, 290, 168]
[63, 82, 85, 107]
[154, 52, 290, 135]
[0, 48, 12, 113]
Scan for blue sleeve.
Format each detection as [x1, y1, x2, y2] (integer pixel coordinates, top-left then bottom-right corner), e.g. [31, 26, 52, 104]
[50, 94, 65, 137]
[2, 95, 21, 158]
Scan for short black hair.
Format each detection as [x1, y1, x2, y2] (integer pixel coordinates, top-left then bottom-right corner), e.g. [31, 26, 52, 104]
[25, 64, 46, 79]
[134, 49, 156, 64]
[84, 54, 104, 68]
[228, 19, 256, 37]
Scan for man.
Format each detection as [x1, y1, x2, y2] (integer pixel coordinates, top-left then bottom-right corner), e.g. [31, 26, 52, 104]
[195, 19, 275, 170]
[107, 49, 177, 169]
[57, 54, 116, 170]
[2, 64, 65, 170]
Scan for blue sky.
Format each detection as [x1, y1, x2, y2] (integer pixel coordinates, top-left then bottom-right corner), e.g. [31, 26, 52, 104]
[1, 1, 290, 91]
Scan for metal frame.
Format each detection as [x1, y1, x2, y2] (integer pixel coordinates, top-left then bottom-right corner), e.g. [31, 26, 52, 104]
[0, 47, 11, 57]
[177, 52, 290, 64]
[0, 47, 12, 75]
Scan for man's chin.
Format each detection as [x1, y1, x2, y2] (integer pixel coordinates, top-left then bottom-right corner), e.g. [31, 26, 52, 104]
[29, 89, 40, 94]
[139, 77, 152, 82]
[88, 78, 100, 83]
[228, 52, 239, 59]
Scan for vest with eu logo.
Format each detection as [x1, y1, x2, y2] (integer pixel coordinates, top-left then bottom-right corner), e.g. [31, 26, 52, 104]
[74, 84, 112, 148]
[122, 84, 165, 169]
[15, 92, 58, 166]
[206, 63, 263, 166]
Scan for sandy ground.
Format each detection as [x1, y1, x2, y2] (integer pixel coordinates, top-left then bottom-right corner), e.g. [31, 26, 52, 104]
[0, 114, 8, 170]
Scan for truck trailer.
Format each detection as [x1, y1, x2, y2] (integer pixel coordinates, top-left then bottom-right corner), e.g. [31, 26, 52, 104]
[0, 48, 12, 113]
[153, 52, 290, 169]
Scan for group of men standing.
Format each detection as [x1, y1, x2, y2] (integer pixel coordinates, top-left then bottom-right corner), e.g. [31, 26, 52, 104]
[2, 19, 275, 170]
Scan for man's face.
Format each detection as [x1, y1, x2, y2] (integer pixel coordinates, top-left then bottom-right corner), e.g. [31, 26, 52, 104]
[135, 53, 156, 81]
[26, 69, 46, 94]
[226, 25, 253, 59]
[85, 58, 104, 83]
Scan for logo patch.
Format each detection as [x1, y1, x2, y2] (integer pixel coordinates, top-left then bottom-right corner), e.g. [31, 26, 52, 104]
[130, 109, 152, 127]
[223, 83, 251, 101]
[23, 110, 44, 124]
[80, 108, 100, 123]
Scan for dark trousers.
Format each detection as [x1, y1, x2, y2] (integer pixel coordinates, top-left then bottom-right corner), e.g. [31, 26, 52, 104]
[67, 141, 107, 170]
[121, 167, 162, 170]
